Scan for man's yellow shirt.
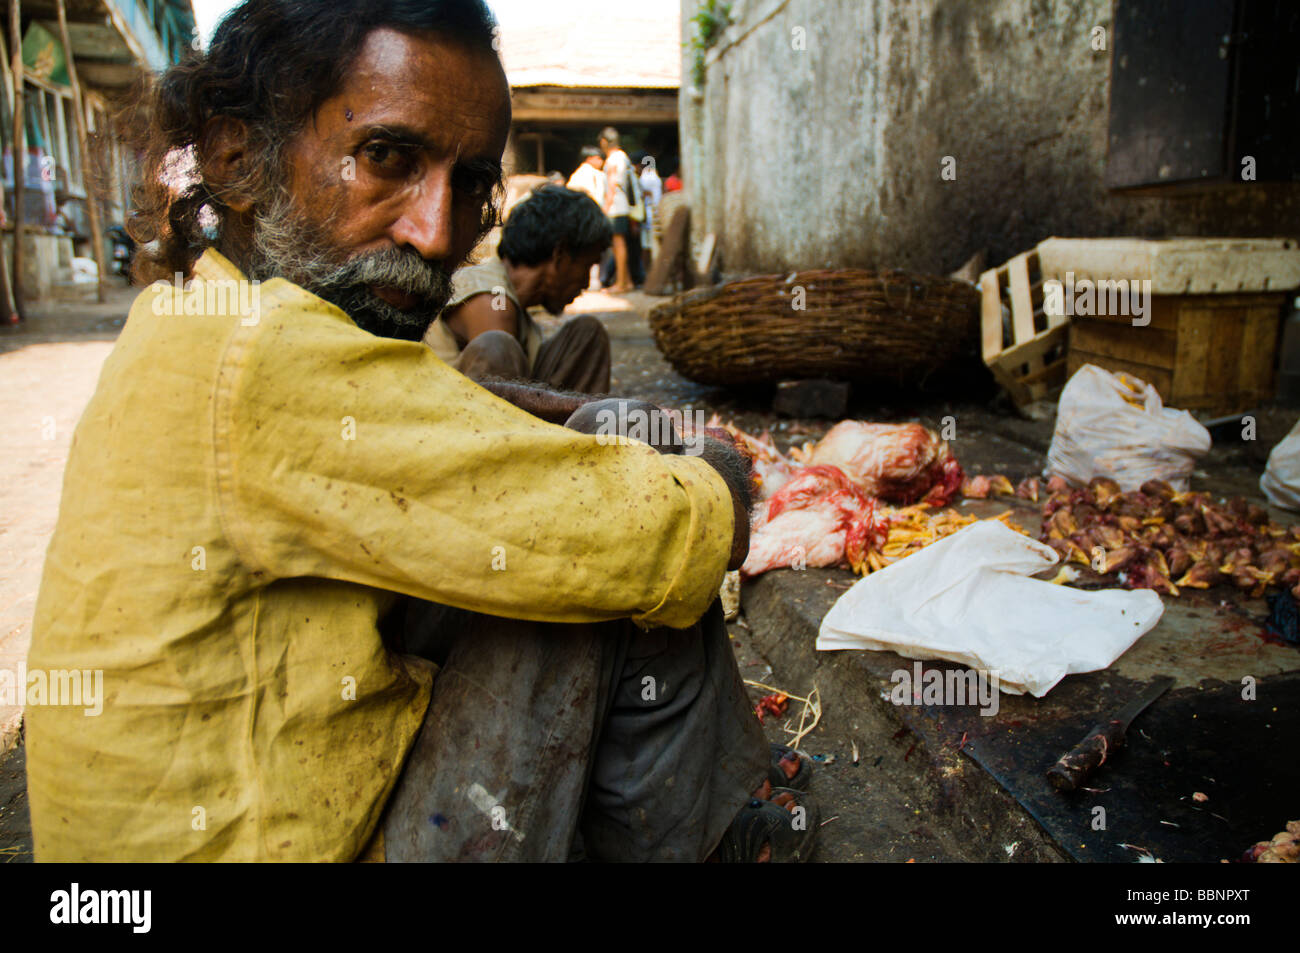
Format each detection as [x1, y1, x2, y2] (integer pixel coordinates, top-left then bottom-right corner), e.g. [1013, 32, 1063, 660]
[24, 249, 734, 861]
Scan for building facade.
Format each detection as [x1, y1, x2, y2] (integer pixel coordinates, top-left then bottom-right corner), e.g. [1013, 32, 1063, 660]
[679, 0, 1300, 276]
[3, 0, 195, 300]
[500, 4, 682, 181]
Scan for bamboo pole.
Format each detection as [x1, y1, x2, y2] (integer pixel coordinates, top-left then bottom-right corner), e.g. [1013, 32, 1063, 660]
[0, 6, 9, 108]
[9, 0, 25, 316]
[0, 167, 14, 322]
[0, 9, 18, 322]
[56, 0, 105, 302]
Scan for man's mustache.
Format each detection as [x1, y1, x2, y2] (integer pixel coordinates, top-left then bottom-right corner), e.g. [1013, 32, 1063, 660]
[315, 246, 453, 302]
[245, 193, 458, 339]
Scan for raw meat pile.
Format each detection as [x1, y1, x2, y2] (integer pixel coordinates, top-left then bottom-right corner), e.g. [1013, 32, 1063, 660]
[1040, 475, 1300, 598]
[962, 474, 1043, 500]
[1237, 820, 1300, 863]
[741, 466, 889, 576]
[791, 422, 964, 506]
[713, 418, 965, 577]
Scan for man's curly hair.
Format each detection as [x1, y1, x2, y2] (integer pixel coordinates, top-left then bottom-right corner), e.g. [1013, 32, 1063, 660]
[498, 186, 613, 266]
[123, 0, 501, 284]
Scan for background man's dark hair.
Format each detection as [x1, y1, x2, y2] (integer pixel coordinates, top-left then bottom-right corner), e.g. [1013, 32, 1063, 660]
[124, 0, 500, 284]
[497, 186, 613, 266]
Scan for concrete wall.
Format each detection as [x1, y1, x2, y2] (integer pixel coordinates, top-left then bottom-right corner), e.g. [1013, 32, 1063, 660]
[680, 0, 1300, 276]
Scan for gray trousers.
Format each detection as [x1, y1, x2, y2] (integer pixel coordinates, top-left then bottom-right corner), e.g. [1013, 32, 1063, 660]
[381, 599, 768, 862]
[456, 313, 612, 395]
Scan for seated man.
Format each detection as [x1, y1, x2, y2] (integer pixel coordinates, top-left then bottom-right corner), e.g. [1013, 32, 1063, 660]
[424, 185, 612, 393]
[24, 0, 814, 863]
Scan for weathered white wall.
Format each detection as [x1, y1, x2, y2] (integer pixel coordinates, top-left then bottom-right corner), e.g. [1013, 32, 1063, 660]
[680, 0, 1300, 275]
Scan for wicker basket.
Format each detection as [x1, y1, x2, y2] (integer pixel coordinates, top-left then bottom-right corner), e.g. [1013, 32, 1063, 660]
[648, 269, 980, 388]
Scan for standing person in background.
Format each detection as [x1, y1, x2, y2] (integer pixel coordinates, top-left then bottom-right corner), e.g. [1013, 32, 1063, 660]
[566, 147, 607, 289]
[636, 152, 663, 268]
[566, 146, 605, 206]
[598, 126, 641, 292]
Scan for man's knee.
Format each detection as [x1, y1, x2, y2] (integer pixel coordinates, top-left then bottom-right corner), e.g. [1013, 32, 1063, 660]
[456, 330, 528, 381]
[564, 397, 684, 454]
[561, 314, 611, 359]
[565, 314, 609, 344]
[462, 329, 522, 358]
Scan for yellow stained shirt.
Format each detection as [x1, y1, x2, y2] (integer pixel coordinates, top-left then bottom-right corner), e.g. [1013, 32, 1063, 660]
[24, 249, 734, 862]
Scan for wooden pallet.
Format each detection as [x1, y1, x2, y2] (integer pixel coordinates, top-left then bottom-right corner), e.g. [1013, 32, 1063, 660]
[979, 251, 1068, 407]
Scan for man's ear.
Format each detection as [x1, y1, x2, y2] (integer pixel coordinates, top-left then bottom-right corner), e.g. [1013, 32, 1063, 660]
[200, 116, 255, 214]
[549, 247, 568, 276]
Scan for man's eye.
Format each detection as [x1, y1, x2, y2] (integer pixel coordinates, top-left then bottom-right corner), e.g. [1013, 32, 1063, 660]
[453, 168, 495, 198]
[362, 142, 414, 175]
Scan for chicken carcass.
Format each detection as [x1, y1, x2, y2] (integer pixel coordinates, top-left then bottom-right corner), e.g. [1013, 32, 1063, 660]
[793, 422, 963, 505]
[741, 465, 889, 576]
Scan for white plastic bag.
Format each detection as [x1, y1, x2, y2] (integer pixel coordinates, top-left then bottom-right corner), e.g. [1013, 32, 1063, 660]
[1046, 364, 1211, 492]
[1261, 418, 1300, 511]
[817, 520, 1164, 697]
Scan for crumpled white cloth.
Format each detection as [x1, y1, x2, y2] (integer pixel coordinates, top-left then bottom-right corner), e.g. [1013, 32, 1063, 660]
[816, 520, 1164, 696]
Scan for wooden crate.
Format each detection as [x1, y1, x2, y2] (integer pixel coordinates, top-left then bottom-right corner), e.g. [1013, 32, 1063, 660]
[1066, 293, 1286, 415]
[979, 251, 1068, 406]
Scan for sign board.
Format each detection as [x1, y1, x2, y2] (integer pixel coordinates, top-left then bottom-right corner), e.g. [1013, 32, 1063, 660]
[22, 22, 69, 88]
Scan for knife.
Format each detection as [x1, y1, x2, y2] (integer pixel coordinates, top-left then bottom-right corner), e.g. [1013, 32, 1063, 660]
[1046, 676, 1174, 793]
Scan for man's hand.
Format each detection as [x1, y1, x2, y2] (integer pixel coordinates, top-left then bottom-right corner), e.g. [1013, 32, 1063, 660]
[564, 398, 752, 571]
[696, 436, 752, 571]
[564, 397, 683, 454]
[479, 380, 595, 425]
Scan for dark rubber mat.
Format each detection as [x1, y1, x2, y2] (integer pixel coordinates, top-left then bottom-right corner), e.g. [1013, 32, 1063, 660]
[961, 672, 1300, 862]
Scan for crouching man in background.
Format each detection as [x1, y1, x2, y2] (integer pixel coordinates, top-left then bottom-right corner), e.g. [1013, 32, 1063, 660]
[424, 185, 613, 393]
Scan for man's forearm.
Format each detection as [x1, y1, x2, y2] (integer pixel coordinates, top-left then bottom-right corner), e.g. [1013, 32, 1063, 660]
[565, 399, 753, 571]
[479, 379, 595, 424]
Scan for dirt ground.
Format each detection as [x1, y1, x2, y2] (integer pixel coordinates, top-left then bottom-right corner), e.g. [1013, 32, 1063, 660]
[0, 286, 134, 746]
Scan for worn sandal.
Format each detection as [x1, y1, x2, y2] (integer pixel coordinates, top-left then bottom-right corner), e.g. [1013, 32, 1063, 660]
[769, 743, 813, 791]
[715, 787, 820, 863]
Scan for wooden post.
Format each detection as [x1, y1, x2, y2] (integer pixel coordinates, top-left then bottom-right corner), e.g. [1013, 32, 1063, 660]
[57, 0, 106, 302]
[0, 157, 15, 322]
[9, 0, 25, 316]
[0, 8, 19, 322]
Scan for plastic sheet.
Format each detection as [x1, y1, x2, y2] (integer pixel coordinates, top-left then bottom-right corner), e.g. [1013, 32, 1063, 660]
[1046, 364, 1210, 492]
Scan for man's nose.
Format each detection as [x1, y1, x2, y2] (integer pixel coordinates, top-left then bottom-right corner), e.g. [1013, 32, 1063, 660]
[389, 169, 455, 261]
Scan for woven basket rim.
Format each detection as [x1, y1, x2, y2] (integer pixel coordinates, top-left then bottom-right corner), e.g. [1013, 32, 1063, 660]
[646, 268, 980, 387]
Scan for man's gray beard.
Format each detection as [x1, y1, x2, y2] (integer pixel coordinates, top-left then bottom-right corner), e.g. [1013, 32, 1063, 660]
[243, 191, 455, 341]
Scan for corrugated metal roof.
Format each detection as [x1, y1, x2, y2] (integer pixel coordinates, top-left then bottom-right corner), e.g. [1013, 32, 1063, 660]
[499, 5, 681, 89]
